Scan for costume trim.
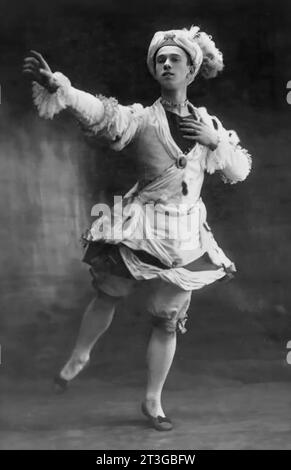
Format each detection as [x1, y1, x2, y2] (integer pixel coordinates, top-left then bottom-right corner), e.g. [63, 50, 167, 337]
[32, 72, 71, 119]
[78, 94, 119, 137]
[220, 145, 252, 184]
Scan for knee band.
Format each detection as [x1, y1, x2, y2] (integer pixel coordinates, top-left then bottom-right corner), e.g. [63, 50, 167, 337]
[151, 316, 178, 334]
[151, 314, 188, 334]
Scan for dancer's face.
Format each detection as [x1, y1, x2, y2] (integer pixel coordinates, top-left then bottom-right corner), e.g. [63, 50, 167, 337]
[155, 46, 193, 90]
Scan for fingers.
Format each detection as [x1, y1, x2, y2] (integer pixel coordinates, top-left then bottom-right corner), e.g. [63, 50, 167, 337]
[181, 117, 207, 125]
[179, 127, 200, 135]
[179, 126, 201, 135]
[23, 51, 53, 84]
[22, 65, 38, 77]
[179, 121, 203, 130]
[22, 57, 41, 78]
[180, 117, 201, 135]
[30, 50, 51, 71]
[24, 57, 40, 67]
[183, 135, 198, 141]
[180, 119, 202, 125]
[23, 60, 35, 70]
[23, 68, 35, 76]
[39, 69, 52, 78]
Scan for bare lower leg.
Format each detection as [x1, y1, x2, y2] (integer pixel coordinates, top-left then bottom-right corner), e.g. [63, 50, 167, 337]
[145, 327, 177, 417]
[60, 291, 118, 380]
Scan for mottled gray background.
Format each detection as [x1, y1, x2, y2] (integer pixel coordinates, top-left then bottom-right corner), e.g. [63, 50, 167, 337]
[1, 0, 291, 385]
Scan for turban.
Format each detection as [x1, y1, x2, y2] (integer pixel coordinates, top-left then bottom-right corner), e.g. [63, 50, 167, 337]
[147, 26, 224, 84]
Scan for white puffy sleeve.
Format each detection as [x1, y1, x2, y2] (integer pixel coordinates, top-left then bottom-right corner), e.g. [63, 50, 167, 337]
[32, 72, 144, 150]
[198, 107, 252, 184]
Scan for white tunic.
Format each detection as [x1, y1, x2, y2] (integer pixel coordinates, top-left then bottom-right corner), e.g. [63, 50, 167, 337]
[32, 72, 252, 291]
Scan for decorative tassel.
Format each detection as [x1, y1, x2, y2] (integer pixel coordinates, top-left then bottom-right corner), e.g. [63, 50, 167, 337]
[182, 181, 188, 195]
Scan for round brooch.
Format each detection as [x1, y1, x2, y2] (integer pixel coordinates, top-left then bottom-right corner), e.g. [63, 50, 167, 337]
[176, 156, 187, 169]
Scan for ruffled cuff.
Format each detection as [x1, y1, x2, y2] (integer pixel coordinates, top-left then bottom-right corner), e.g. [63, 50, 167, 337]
[205, 130, 252, 184]
[205, 130, 239, 174]
[32, 72, 71, 119]
[220, 145, 252, 184]
[77, 94, 119, 139]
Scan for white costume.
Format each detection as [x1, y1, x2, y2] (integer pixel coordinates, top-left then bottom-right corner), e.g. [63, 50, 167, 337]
[30, 26, 253, 338]
[32, 75, 251, 291]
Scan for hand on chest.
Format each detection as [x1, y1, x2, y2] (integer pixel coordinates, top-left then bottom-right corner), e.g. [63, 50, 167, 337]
[165, 111, 198, 155]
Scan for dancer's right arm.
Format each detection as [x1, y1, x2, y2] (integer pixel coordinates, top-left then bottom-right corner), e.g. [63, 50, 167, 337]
[23, 51, 144, 149]
[23, 51, 105, 123]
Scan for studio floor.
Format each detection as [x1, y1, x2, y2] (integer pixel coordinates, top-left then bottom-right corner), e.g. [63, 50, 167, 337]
[1, 363, 291, 450]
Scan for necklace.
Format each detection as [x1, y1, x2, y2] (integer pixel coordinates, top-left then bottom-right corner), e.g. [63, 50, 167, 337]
[160, 97, 189, 113]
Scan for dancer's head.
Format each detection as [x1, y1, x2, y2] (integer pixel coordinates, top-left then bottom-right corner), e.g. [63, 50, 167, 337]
[147, 26, 224, 90]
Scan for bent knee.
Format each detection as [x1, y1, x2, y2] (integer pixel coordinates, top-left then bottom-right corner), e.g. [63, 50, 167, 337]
[151, 315, 184, 335]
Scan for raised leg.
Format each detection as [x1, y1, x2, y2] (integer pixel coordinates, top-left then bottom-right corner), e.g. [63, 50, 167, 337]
[58, 290, 118, 383]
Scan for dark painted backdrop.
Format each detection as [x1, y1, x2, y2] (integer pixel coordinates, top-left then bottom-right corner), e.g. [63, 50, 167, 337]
[1, 0, 291, 381]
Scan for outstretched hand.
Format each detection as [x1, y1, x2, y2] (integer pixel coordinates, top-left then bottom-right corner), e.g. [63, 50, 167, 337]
[23, 50, 58, 93]
[179, 118, 219, 150]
